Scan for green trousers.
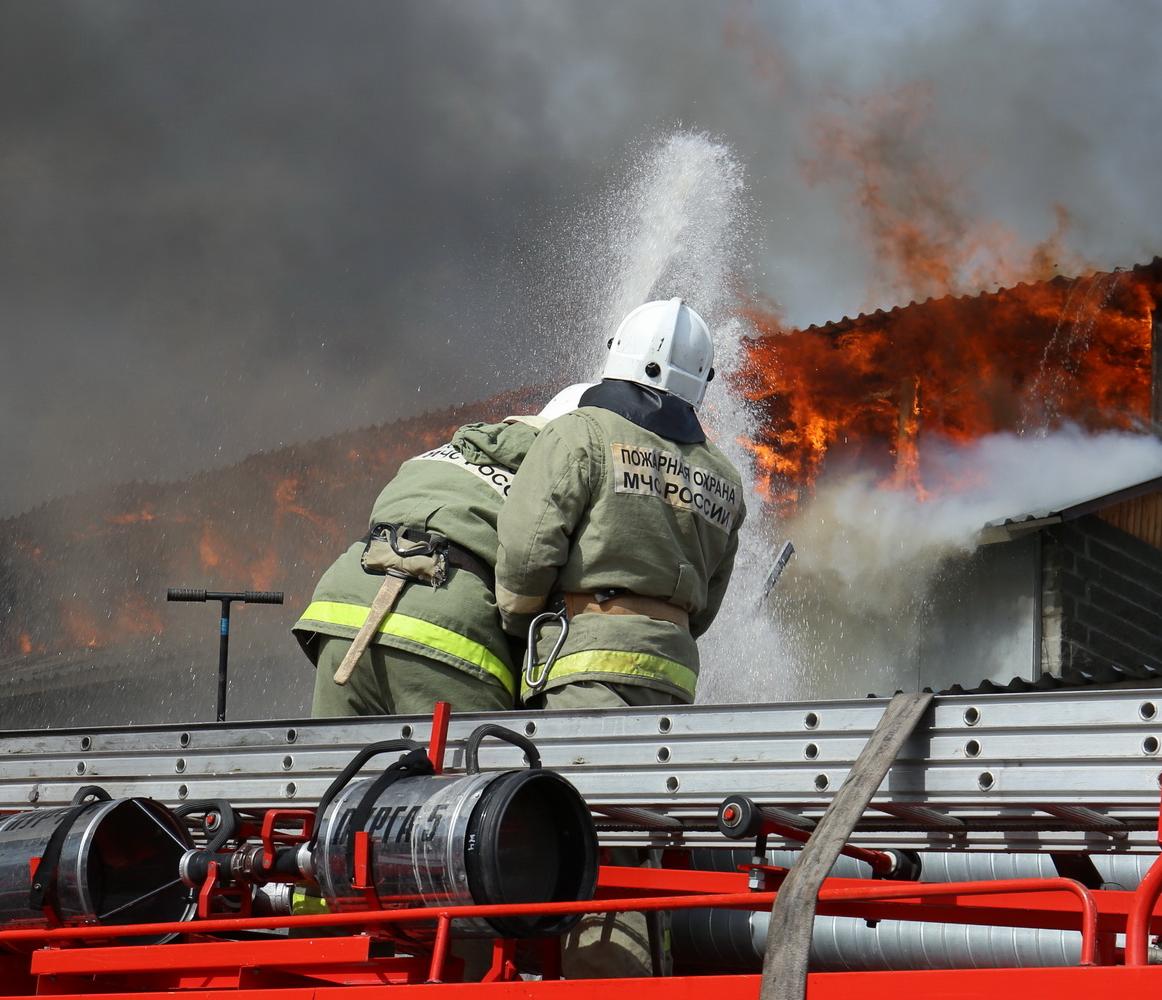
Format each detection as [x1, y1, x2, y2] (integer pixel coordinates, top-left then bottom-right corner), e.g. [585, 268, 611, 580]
[526, 680, 677, 979]
[311, 636, 512, 718]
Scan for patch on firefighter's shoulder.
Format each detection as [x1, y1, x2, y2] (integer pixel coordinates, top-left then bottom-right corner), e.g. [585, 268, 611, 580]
[410, 443, 514, 497]
[611, 442, 740, 530]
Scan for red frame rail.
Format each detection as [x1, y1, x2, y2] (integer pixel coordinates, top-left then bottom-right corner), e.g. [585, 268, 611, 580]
[2, 864, 1162, 996]
[6, 968, 1162, 1000]
[3, 706, 1162, 997]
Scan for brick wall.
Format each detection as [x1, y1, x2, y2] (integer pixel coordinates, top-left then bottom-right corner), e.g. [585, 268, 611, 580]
[1041, 514, 1162, 677]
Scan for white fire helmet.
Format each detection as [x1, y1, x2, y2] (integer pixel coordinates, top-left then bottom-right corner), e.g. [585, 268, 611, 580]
[602, 298, 715, 408]
[538, 382, 598, 421]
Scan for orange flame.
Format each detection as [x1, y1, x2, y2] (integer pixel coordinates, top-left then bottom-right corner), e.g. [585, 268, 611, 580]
[738, 262, 1159, 512]
[106, 504, 157, 526]
[199, 523, 224, 569]
[3, 399, 490, 660]
[273, 476, 338, 535]
[62, 604, 106, 650]
[801, 84, 1091, 307]
[113, 594, 164, 638]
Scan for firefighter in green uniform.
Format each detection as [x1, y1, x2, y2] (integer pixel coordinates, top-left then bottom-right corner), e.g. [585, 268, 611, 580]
[496, 298, 745, 711]
[495, 299, 744, 979]
[293, 386, 590, 717]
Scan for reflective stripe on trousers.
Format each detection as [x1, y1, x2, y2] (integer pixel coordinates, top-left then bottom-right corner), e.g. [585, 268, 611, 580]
[297, 600, 514, 696]
[521, 648, 696, 702]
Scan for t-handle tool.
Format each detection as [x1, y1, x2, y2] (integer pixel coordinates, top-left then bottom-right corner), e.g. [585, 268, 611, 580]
[166, 589, 284, 722]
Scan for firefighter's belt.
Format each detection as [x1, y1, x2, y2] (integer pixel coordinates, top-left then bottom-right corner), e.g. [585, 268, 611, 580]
[562, 591, 690, 630]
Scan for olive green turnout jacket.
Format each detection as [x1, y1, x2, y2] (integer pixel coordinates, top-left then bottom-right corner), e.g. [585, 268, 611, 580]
[293, 418, 543, 698]
[495, 399, 745, 703]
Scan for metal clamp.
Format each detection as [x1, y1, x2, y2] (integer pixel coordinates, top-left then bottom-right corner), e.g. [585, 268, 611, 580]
[524, 608, 569, 693]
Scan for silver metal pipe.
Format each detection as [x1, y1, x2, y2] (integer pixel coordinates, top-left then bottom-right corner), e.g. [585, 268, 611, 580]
[0, 797, 194, 940]
[718, 848, 1151, 889]
[671, 906, 1083, 972]
[790, 914, 1080, 971]
[313, 768, 597, 939]
[674, 849, 1151, 972]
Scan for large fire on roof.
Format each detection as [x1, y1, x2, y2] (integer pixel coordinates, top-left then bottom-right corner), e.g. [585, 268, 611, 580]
[2, 268, 1157, 681]
[739, 260, 1159, 515]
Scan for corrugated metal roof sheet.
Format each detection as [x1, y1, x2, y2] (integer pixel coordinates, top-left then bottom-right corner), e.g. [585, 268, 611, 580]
[794, 256, 1162, 337]
[872, 661, 1162, 698]
[982, 475, 1162, 538]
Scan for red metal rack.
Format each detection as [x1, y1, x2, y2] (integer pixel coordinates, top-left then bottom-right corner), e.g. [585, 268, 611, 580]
[3, 859, 1162, 997]
[4, 696, 1162, 998]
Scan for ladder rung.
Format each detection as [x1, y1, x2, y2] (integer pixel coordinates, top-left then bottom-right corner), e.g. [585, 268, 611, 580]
[874, 803, 966, 830]
[1040, 804, 1128, 833]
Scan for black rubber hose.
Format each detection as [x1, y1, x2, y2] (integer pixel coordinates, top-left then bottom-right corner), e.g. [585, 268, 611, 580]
[271, 845, 305, 877]
[344, 748, 435, 862]
[306, 739, 419, 851]
[465, 724, 542, 773]
[173, 799, 237, 852]
[69, 785, 112, 805]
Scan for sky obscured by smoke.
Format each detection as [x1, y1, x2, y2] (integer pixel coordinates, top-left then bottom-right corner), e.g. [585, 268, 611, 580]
[2, 0, 1160, 515]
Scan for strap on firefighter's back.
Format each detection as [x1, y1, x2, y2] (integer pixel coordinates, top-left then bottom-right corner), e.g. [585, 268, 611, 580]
[562, 590, 690, 630]
[361, 522, 493, 588]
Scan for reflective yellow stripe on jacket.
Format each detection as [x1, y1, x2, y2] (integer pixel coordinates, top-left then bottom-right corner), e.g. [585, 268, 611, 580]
[298, 600, 514, 696]
[523, 649, 697, 702]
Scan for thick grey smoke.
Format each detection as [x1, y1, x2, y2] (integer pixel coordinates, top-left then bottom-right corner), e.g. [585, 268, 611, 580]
[1, 0, 1160, 515]
[789, 428, 1162, 608]
[753, 428, 1162, 701]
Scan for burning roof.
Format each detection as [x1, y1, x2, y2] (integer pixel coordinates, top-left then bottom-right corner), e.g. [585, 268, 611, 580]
[740, 257, 1161, 512]
[4, 260, 1161, 721]
[0, 391, 536, 724]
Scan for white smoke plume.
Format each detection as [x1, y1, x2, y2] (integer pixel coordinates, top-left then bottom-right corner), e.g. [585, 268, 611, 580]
[791, 427, 1162, 600]
[762, 427, 1162, 698]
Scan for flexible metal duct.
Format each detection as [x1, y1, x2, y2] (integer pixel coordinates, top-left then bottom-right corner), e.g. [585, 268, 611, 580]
[804, 913, 1081, 971]
[674, 849, 1149, 972]
[671, 908, 1081, 972]
[691, 847, 1151, 889]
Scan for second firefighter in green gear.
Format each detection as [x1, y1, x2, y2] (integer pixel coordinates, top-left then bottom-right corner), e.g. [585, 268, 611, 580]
[293, 386, 591, 717]
[496, 299, 746, 709]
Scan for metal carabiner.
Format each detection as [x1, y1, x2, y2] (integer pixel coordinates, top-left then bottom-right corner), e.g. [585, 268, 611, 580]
[524, 608, 569, 693]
